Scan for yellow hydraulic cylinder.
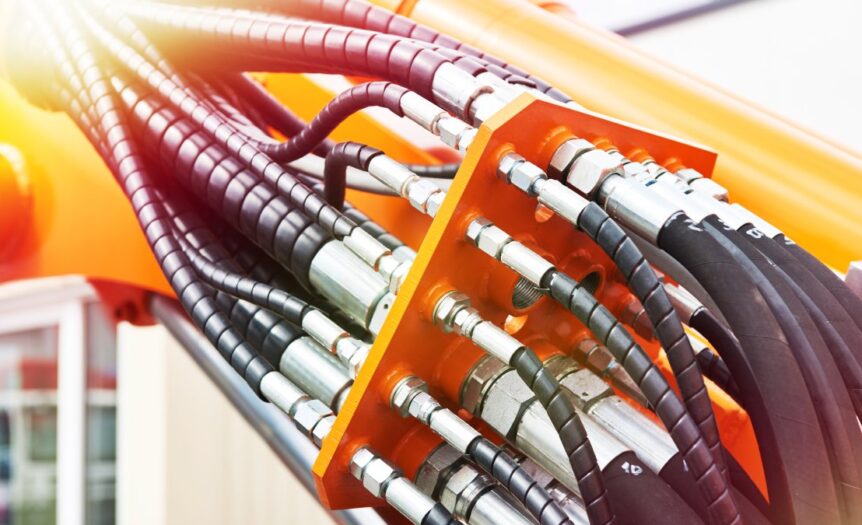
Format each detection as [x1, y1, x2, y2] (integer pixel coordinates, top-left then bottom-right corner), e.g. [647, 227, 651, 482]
[373, 0, 862, 271]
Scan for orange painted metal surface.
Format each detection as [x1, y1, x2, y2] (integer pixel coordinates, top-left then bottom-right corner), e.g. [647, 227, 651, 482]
[312, 94, 758, 508]
[376, 0, 862, 272]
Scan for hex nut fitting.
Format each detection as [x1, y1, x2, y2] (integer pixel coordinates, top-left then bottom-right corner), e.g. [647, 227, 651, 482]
[362, 457, 399, 497]
[497, 152, 526, 182]
[433, 291, 472, 332]
[390, 375, 429, 417]
[566, 148, 624, 197]
[508, 160, 547, 195]
[548, 138, 594, 179]
[465, 217, 493, 246]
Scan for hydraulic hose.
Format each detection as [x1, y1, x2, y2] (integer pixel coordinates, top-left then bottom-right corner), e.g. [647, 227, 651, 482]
[222, 73, 336, 156]
[742, 227, 862, 416]
[273, 0, 571, 102]
[657, 212, 840, 525]
[82, 15, 362, 245]
[541, 270, 739, 525]
[575, 203, 727, 481]
[115, 81, 330, 288]
[324, 142, 384, 208]
[405, 162, 461, 179]
[687, 310, 743, 404]
[120, 2, 465, 110]
[508, 348, 615, 525]
[701, 216, 862, 524]
[33, 0, 276, 399]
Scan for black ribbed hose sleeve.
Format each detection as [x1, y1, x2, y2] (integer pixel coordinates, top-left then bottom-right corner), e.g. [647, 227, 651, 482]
[702, 216, 862, 523]
[115, 81, 330, 288]
[324, 142, 385, 209]
[541, 270, 737, 525]
[31, 0, 275, 398]
[467, 438, 570, 525]
[575, 204, 728, 481]
[745, 228, 862, 416]
[780, 235, 862, 336]
[657, 212, 840, 525]
[508, 348, 615, 525]
[174, 234, 312, 327]
[688, 310, 742, 404]
[82, 16, 359, 241]
[222, 73, 336, 157]
[342, 205, 408, 253]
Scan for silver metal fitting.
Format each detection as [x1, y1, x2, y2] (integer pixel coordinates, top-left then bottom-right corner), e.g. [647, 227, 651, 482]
[573, 339, 647, 407]
[469, 91, 508, 125]
[589, 396, 677, 473]
[260, 371, 308, 416]
[646, 179, 712, 223]
[390, 375, 429, 418]
[500, 241, 555, 286]
[457, 128, 478, 155]
[509, 159, 548, 195]
[351, 448, 436, 524]
[432, 291, 472, 333]
[460, 355, 508, 415]
[431, 62, 494, 122]
[279, 336, 353, 412]
[689, 177, 729, 202]
[663, 283, 703, 323]
[548, 138, 595, 180]
[378, 254, 412, 293]
[335, 337, 371, 378]
[469, 219, 513, 259]
[368, 155, 418, 196]
[301, 309, 348, 353]
[558, 368, 613, 411]
[309, 241, 389, 330]
[344, 228, 391, 270]
[399, 91, 448, 133]
[598, 174, 683, 244]
[436, 116, 474, 150]
[567, 148, 625, 197]
[405, 178, 446, 217]
[533, 178, 589, 226]
[729, 203, 783, 239]
[393, 245, 417, 263]
[497, 152, 525, 183]
[617, 299, 655, 342]
[292, 399, 336, 447]
[368, 292, 396, 337]
[846, 261, 862, 300]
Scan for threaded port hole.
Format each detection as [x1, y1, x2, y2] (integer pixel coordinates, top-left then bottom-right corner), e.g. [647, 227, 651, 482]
[511, 276, 544, 310]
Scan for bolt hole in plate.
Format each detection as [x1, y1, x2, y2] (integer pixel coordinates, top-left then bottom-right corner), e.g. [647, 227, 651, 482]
[511, 276, 544, 310]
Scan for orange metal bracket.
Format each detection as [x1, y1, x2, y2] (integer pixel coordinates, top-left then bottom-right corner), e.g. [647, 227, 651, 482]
[312, 94, 758, 508]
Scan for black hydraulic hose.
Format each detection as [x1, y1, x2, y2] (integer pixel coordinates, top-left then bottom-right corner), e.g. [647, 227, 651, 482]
[688, 310, 743, 404]
[506, 347, 616, 525]
[743, 227, 862, 416]
[173, 234, 313, 327]
[466, 438, 572, 525]
[702, 216, 862, 523]
[657, 212, 840, 525]
[114, 80, 330, 288]
[33, 0, 275, 399]
[223, 74, 335, 152]
[81, 13, 359, 242]
[781, 237, 862, 335]
[541, 269, 739, 525]
[575, 204, 729, 480]
[324, 142, 384, 208]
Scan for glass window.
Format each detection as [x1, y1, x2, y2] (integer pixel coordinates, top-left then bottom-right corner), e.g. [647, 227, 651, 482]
[85, 303, 116, 525]
[0, 326, 59, 525]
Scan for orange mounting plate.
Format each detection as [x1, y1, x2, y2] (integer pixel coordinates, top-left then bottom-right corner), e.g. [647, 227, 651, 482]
[311, 94, 745, 509]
